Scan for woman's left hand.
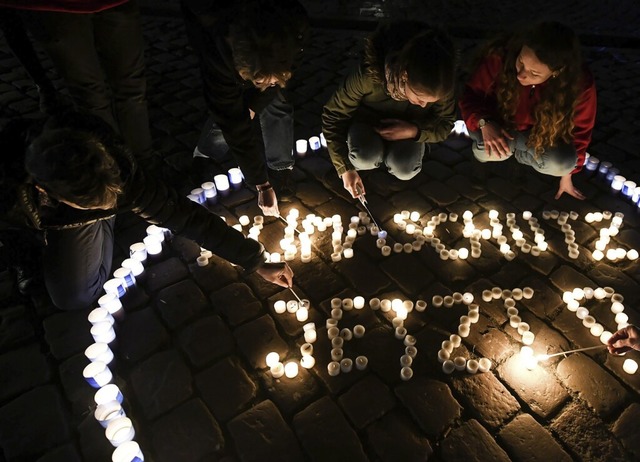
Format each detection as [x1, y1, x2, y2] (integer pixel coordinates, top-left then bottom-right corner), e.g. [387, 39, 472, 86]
[555, 174, 585, 200]
[375, 119, 418, 141]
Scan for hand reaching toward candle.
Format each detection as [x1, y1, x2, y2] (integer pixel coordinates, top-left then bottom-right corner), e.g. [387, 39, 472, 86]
[607, 325, 640, 355]
[374, 118, 418, 141]
[555, 174, 585, 200]
[342, 170, 365, 199]
[257, 184, 279, 217]
[255, 262, 293, 288]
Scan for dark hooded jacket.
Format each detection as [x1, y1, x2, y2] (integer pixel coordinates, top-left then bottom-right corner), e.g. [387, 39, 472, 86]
[0, 113, 265, 272]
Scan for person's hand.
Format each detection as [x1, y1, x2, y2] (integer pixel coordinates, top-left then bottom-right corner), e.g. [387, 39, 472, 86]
[375, 119, 418, 141]
[249, 109, 255, 119]
[608, 325, 640, 355]
[255, 262, 293, 288]
[555, 174, 585, 200]
[480, 122, 513, 158]
[342, 170, 365, 199]
[257, 185, 279, 216]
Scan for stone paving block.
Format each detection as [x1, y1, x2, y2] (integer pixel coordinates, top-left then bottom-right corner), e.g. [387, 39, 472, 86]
[553, 308, 610, 355]
[36, 443, 82, 462]
[229, 400, 304, 462]
[355, 324, 408, 384]
[196, 357, 258, 422]
[118, 307, 169, 363]
[0, 305, 34, 352]
[451, 371, 521, 429]
[388, 190, 434, 215]
[418, 247, 478, 287]
[557, 354, 630, 418]
[144, 257, 189, 292]
[366, 410, 433, 461]
[498, 413, 571, 462]
[465, 314, 514, 364]
[293, 396, 367, 462]
[296, 181, 333, 207]
[335, 253, 391, 297]
[379, 252, 434, 295]
[77, 412, 114, 462]
[337, 374, 395, 430]
[260, 365, 322, 417]
[0, 385, 70, 460]
[511, 312, 571, 365]
[497, 354, 569, 419]
[177, 315, 235, 369]
[395, 378, 462, 438]
[490, 260, 530, 290]
[463, 238, 505, 275]
[418, 179, 460, 207]
[517, 275, 564, 320]
[151, 399, 224, 462]
[0, 344, 51, 402]
[130, 349, 193, 420]
[613, 402, 640, 460]
[233, 315, 288, 369]
[549, 265, 596, 293]
[58, 354, 96, 415]
[157, 279, 208, 328]
[191, 255, 240, 292]
[440, 418, 510, 462]
[445, 173, 488, 201]
[587, 264, 640, 305]
[551, 401, 628, 462]
[210, 282, 263, 327]
[43, 310, 94, 360]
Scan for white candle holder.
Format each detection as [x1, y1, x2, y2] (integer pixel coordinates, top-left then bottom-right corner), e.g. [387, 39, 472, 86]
[105, 417, 135, 447]
[83, 361, 113, 388]
[112, 441, 144, 462]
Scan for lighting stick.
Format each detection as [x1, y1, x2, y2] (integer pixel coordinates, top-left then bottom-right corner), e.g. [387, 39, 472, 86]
[537, 344, 607, 361]
[355, 186, 381, 231]
[277, 215, 301, 234]
[288, 286, 303, 304]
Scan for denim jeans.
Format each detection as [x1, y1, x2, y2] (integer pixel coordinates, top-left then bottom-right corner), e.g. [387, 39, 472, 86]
[469, 129, 577, 177]
[42, 217, 115, 310]
[194, 92, 294, 171]
[26, 1, 152, 159]
[347, 123, 425, 180]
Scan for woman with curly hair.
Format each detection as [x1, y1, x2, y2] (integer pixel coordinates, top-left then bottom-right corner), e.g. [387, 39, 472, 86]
[322, 20, 456, 199]
[459, 21, 596, 200]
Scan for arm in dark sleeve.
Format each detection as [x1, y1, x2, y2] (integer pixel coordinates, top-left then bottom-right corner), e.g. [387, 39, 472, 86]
[200, 36, 268, 186]
[125, 167, 265, 272]
[458, 54, 504, 131]
[414, 95, 456, 143]
[322, 65, 369, 177]
[570, 71, 597, 174]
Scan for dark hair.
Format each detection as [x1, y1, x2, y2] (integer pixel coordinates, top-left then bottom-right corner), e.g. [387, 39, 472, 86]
[365, 21, 456, 101]
[25, 128, 123, 210]
[496, 22, 583, 155]
[228, 0, 309, 90]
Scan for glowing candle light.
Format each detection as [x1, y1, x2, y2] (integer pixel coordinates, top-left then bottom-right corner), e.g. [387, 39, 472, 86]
[85, 342, 114, 365]
[91, 322, 116, 344]
[266, 352, 280, 368]
[355, 356, 368, 371]
[105, 417, 135, 448]
[94, 384, 123, 406]
[83, 361, 113, 388]
[270, 362, 284, 378]
[308, 136, 321, 151]
[623, 359, 638, 375]
[300, 356, 315, 369]
[284, 361, 299, 378]
[295, 139, 308, 155]
[400, 366, 413, 381]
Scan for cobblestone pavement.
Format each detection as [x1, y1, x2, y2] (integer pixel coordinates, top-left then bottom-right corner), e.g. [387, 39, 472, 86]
[2, 2, 640, 461]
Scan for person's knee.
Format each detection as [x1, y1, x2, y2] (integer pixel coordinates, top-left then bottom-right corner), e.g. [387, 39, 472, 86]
[46, 280, 101, 311]
[546, 145, 578, 176]
[386, 159, 422, 180]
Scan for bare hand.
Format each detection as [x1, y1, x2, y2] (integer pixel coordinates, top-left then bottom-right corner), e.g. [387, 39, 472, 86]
[481, 122, 513, 158]
[342, 170, 365, 199]
[555, 174, 585, 200]
[249, 109, 255, 119]
[375, 118, 418, 141]
[258, 186, 279, 216]
[608, 325, 640, 355]
[255, 262, 293, 288]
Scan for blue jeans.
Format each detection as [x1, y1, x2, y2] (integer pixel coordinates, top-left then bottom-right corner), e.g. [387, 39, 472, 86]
[194, 93, 294, 171]
[347, 123, 425, 180]
[43, 218, 115, 310]
[469, 129, 577, 177]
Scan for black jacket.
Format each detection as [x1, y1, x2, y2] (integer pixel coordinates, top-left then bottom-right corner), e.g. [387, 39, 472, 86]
[0, 114, 265, 273]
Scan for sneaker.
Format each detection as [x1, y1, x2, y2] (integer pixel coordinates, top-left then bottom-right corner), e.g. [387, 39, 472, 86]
[269, 168, 297, 200]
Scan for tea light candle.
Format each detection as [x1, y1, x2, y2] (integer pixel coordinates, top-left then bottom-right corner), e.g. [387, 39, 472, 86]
[453, 357, 467, 371]
[590, 323, 604, 337]
[88, 307, 114, 326]
[380, 299, 392, 312]
[324, 361, 340, 377]
[623, 359, 638, 375]
[355, 356, 368, 371]
[83, 361, 113, 388]
[523, 287, 534, 299]
[112, 441, 145, 462]
[213, 174, 230, 195]
[91, 322, 116, 344]
[353, 325, 366, 338]
[582, 315, 596, 328]
[432, 295, 443, 307]
[395, 326, 407, 339]
[415, 300, 427, 312]
[600, 330, 613, 344]
[509, 315, 521, 328]
[295, 139, 308, 155]
[458, 324, 470, 337]
[478, 357, 492, 373]
[95, 400, 125, 428]
[296, 307, 309, 322]
[400, 366, 413, 381]
[270, 362, 285, 378]
[283, 361, 299, 378]
[522, 331, 535, 345]
[331, 337, 344, 349]
[466, 359, 479, 374]
[265, 352, 280, 368]
[442, 360, 455, 374]
[85, 342, 115, 365]
[105, 417, 135, 448]
[340, 358, 353, 373]
[298, 355, 315, 370]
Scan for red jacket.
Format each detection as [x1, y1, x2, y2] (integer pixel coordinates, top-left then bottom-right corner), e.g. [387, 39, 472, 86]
[0, 0, 128, 13]
[459, 54, 597, 174]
